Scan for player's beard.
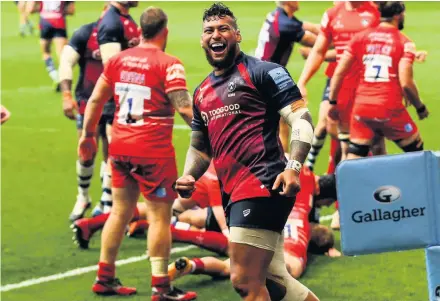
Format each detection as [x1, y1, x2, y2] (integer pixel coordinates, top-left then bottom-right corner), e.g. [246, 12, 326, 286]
[398, 15, 404, 30]
[204, 42, 238, 70]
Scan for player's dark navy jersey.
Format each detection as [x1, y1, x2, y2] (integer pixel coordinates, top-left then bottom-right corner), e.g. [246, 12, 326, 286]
[69, 22, 103, 115]
[255, 7, 305, 66]
[192, 52, 302, 205]
[97, 4, 139, 51]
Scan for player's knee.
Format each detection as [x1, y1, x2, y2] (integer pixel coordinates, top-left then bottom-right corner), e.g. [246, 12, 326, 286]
[230, 268, 263, 296]
[348, 141, 370, 157]
[396, 134, 423, 152]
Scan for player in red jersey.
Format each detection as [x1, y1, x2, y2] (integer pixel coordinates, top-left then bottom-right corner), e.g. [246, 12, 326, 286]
[78, 7, 195, 300]
[298, 1, 380, 161]
[169, 167, 340, 282]
[28, 1, 75, 91]
[175, 3, 317, 300]
[90, 1, 140, 217]
[329, 1, 428, 160]
[1, 106, 11, 125]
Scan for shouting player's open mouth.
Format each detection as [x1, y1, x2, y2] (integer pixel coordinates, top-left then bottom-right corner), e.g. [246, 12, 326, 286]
[210, 42, 227, 57]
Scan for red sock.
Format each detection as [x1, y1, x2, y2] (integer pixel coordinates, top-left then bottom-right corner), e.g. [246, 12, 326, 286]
[191, 258, 205, 274]
[171, 227, 228, 254]
[89, 213, 110, 231]
[132, 207, 140, 221]
[335, 200, 339, 210]
[97, 262, 115, 282]
[327, 138, 340, 174]
[151, 275, 170, 293]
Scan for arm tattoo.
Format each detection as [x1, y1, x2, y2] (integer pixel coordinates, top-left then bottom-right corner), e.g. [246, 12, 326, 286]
[168, 90, 192, 109]
[184, 130, 212, 180]
[289, 111, 313, 164]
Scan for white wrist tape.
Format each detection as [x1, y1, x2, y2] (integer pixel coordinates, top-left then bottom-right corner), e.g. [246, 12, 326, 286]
[279, 106, 314, 145]
[59, 45, 80, 81]
[285, 160, 302, 173]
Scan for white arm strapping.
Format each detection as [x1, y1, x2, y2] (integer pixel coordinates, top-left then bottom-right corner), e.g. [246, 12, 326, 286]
[59, 45, 80, 81]
[100, 43, 121, 65]
[279, 106, 313, 145]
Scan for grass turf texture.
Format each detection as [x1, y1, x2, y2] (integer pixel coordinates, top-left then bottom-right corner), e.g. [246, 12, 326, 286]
[2, 1, 439, 300]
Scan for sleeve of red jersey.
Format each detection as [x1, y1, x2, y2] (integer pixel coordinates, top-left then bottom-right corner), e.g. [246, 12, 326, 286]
[164, 58, 188, 94]
[319, 10, 332, 39]
[401, 37, 416, 64]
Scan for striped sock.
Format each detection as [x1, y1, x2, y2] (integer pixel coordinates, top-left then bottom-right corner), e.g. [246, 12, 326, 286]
[100, 170, 112, 213]
[305, 133, 326, 171]
[44, 57, 59, 82]
[77, 160, 94, 197]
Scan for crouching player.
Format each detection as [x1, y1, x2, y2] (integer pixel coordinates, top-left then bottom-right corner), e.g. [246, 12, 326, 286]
[329, 1, 429, 159]
[169, 167, 341, 281]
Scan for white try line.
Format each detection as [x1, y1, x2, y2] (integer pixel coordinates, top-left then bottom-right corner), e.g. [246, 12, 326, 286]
[0, 245, 195, 293]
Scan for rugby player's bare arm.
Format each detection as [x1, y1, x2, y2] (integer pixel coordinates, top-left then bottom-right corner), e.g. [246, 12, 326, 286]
[328, 53, 354, 101]
[26, 1, 40, 14]
[82, 77, 113, 137]
[183, 131, 212, 180]
[299, 47, 336, 62]
[399, 59, 428, 119]
[299, 31, 316, 48]
[100, 43, 121, 65]
[302, 22, 320, 35]
[59, 45, 80, 92]
[168, 90, 193, 126]
[298, 34, 331, 87]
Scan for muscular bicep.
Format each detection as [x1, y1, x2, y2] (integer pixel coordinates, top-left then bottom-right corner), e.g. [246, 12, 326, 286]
[59, 45, 80, 81]
[300, 31, 317, 48]
[168, 89, 192, 111]
[398, 59, 413, 86]
[100, 43, 121, 65]
[313, 33, 331, 56]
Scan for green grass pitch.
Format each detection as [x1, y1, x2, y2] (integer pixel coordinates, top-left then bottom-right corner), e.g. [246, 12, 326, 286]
[2, 1, 440, 300]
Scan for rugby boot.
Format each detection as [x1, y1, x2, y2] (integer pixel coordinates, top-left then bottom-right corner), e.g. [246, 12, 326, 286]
[92, 278, 137, 296]
[151, 286, 197, 301]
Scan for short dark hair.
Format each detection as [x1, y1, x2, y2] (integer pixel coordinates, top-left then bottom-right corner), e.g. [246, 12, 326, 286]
[140, 7, 168, 39]
[203, 2, 237, 29]
[378, 1, 405, 20]
[308, 225, 335, 255]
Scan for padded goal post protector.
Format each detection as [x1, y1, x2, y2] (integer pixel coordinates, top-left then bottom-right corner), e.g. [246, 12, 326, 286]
[426, 246, 440, 301]
[337, 151, 440, 256]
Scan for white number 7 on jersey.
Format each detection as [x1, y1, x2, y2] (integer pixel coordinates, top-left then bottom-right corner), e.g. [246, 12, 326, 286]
[115, 82, 151, 126]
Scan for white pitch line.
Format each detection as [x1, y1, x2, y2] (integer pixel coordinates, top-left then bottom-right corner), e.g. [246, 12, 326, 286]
[0, 245, 195, 293]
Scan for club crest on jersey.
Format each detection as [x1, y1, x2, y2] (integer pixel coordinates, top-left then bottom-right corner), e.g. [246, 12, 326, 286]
[227, 77, 244, 97]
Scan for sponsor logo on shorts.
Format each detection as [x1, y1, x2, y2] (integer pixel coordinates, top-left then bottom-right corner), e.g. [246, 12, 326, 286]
[404, 123, 413, 133]
[373, 186, 401, 203]
[154, 187, 167, 198]
[243, 209, 251, 217]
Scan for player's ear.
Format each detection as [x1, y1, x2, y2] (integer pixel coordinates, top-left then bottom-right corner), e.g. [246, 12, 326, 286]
[236, 29, 242, 43]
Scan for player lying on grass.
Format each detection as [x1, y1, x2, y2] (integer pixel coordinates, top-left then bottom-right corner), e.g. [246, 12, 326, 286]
[71, 161, 229, 255]
[169, 166, 341, 282]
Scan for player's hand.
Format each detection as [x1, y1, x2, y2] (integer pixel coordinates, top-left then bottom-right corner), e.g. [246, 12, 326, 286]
[174, 175, 196, 199]
[416, 105, 429, 120]
[62, 91, 78, 120]
[272, 169, 301, 197]
[78, 135, 97, 163]
[415, 50, 428, 63]
[326, 247, 342, 258]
